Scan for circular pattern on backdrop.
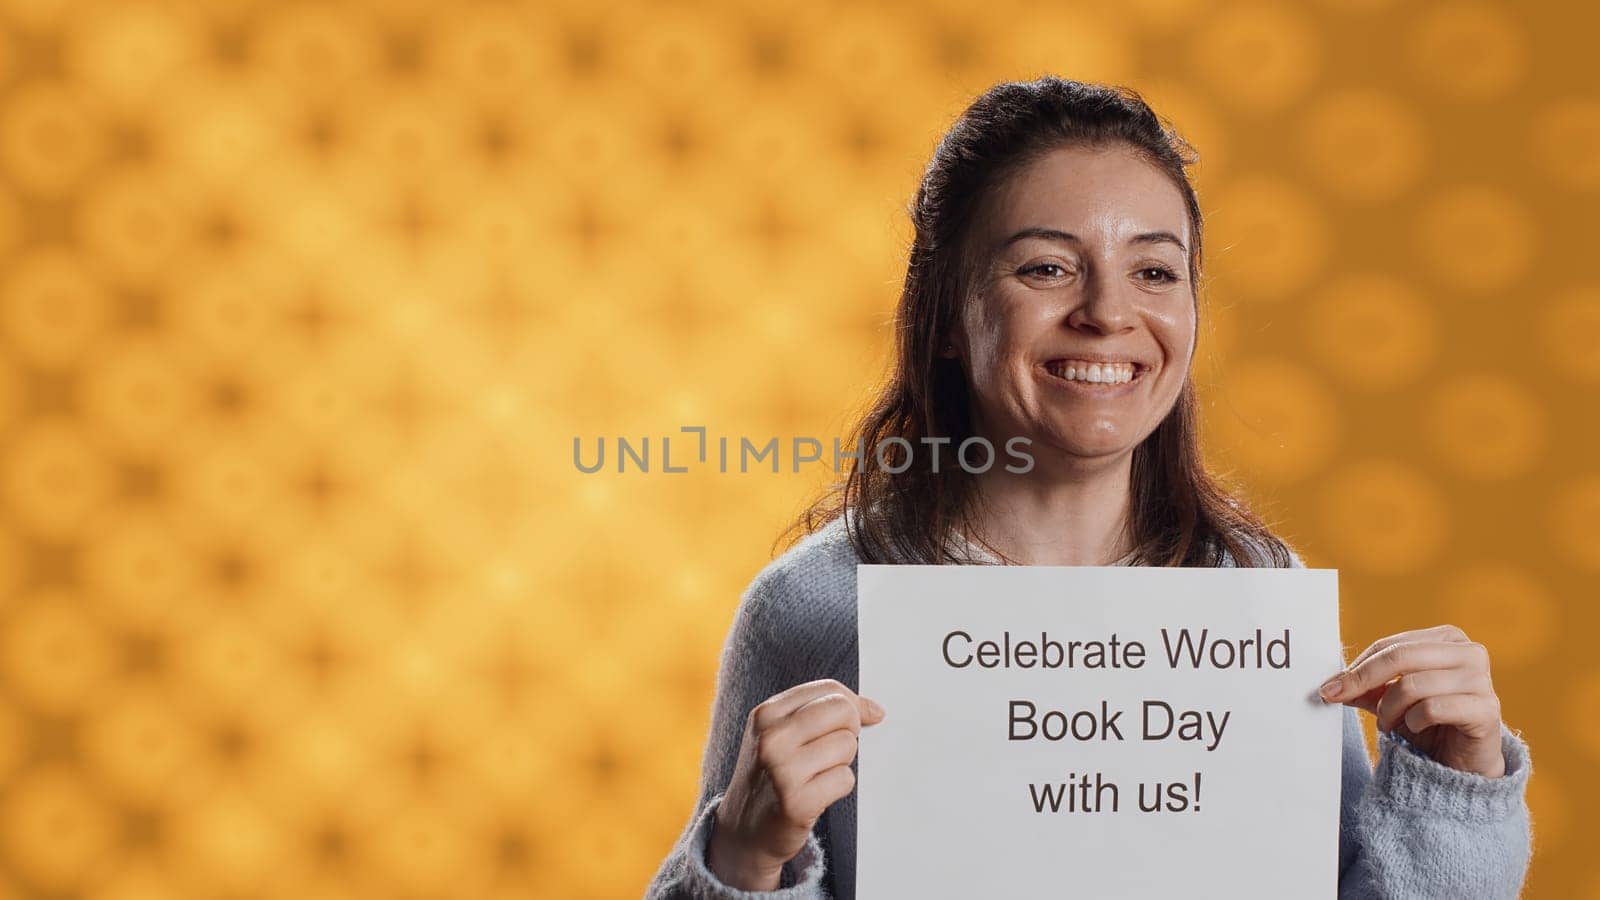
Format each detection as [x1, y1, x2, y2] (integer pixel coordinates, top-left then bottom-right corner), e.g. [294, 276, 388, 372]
[1415, 186, 1537, 294]
[0, 696, 23, 787]
[78, 682, 203, 804]
[0, 764, 119, 892]
[613, 5, 741, 102]
[1304, 274, 1438, 389]
[1436, 562, 1556, 669]
[1572, 671, 1600, 764]
[1205, 176, 1330, 302]
[1205, 358, 1341, 485]
[1299, 90, 1426, 201]
[59, 1, 197, 109]
[0, 420, 118, 542]
[0, 81, 107, 195]
[1409, 2, 1528, 101]
[1538, 284, 1600, 383]
[254, 4, 379, 100]
[1549, 475, 1600, 570]
[0, 590, 117, 717]
[991, 6, 1137, 87]
[1121, 0, 1205, 30]
[0, 350, 20, 437]
[434, 6, 561, 103]
[1423, 374, 1546, 479]
[1190, 5, 1321, 114]
[1195, 298, 1241, 375]
[1317, 460, 1449, 573]
[0, 250, 116, 369]
[0, 180, 21, 260]
[1530, 97, 1600, 191]
[1524, 765, 1571, 852]
[0, 527, 21, 602]
[72, 167, 194, 287]
[78, 507, 207, 628]
[78, 335, 200, 456]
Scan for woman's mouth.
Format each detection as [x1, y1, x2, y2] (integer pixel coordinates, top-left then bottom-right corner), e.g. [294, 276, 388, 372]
[1041, 359, 1148, 389]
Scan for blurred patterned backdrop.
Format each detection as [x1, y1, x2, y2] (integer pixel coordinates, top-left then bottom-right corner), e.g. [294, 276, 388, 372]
[0, 0, 1593, 897]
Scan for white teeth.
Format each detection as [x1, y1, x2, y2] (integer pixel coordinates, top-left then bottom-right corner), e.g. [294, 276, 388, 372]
[1047, 361, 1137, 384]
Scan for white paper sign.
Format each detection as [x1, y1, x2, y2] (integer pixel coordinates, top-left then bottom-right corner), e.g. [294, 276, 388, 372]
[857, 563, 1342, 899]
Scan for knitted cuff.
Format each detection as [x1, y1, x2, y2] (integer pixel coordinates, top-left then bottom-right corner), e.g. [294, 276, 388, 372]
[683, 792, 829, 899]
[1372, 721, 1532, 823]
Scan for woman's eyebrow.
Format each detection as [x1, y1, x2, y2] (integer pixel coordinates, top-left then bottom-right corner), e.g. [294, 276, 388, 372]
[1001, 226, 1188, 253]
[1128, 230, 1188, 253]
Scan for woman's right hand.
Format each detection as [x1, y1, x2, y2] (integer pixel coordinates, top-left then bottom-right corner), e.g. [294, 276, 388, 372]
[706, 678, 887, 891]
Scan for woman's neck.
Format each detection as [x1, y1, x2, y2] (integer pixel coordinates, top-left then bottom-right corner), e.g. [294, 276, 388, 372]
[965, 452, 1135, 566]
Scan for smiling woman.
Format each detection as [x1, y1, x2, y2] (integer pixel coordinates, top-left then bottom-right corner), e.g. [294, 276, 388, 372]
[782, 86, 1291, 572]
[645, 76, 1532, 900]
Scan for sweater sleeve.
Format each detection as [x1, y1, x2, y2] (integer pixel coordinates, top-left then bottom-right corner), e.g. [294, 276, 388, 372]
[644, 569, 834, 899]
[1334, 681, 1533, 898]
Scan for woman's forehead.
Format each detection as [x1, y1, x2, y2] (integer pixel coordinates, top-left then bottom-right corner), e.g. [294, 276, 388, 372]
[981, 145, 1191, 250]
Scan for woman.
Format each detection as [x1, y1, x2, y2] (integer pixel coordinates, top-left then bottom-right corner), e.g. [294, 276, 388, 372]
[645, 77, 1532, 899]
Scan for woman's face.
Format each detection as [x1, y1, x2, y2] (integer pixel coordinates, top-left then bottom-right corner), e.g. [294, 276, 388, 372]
[950, 143, 1197, 471]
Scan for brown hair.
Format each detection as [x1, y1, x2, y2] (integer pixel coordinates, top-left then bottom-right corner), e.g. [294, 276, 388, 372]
[783, 75, 1294, 568]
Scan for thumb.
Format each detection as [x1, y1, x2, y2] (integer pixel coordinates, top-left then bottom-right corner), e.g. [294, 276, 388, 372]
[859, 695, 887, 724]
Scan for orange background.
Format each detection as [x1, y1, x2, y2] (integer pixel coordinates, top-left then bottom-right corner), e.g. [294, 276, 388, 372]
[0, 0, 1593, 897]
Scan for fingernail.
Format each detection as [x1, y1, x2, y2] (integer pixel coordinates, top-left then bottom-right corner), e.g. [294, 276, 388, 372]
[865, 697, 885, 717]
[1318, 676, 1343, 701]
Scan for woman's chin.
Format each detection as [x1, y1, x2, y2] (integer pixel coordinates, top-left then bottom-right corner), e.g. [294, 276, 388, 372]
[1024, 431, 1139, 469]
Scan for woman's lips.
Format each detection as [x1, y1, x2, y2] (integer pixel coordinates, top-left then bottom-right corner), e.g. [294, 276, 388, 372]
[1042, 359, 1147, 385]
[1038, 360, 1149, 395]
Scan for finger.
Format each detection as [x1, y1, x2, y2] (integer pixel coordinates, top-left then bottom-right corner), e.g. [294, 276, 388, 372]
[1343, 624, 1471, 673]
[768, 728, 857, 799]
[791, 692, 864, 736]
[1402, 693, 1502, 737]
[752, 692, 852, 770]
[754, 679, 858, 726]
[779, 728, 860, 789]
[1372, 669, 1486, 733]
[1324, 640, 1488, 703]
[1345, 681, 1389, 715]
[792, 763, 857, 820]
[759, 692, 864, 763]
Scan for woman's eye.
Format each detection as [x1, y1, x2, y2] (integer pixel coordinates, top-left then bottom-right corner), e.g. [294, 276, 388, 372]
[1137, 266, 1178, 284]
[1023, 263, 1068, 278]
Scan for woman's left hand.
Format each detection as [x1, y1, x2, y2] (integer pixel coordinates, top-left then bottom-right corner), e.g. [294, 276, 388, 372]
[1318, 624, 1506, 778]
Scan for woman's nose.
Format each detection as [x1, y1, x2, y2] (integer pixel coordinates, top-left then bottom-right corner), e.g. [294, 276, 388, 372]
[1065, 270, 1137, 335]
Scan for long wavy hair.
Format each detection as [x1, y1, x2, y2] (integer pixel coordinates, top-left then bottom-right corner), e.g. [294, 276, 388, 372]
[783, 75, 1294, 568]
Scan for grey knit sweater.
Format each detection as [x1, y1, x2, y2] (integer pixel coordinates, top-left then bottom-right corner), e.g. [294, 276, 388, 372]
[645, 516, 1533, 898]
